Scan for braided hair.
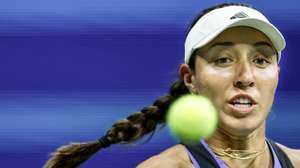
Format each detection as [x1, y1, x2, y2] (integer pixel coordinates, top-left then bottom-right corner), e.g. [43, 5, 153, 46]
[43, 3, 253, 168]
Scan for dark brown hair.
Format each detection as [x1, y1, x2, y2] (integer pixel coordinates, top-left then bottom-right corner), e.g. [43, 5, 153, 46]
[43, 3, 253, 168]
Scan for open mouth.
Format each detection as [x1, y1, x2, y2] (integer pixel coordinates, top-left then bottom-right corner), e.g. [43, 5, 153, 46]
[228, 94, 257, 114]
[228, 103, 256, 114]
[230, 102, 252, 108]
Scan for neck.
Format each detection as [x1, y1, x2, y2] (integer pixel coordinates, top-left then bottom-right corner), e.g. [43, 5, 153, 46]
[205, 122, 273, 168]
[206, 122, 267, 150]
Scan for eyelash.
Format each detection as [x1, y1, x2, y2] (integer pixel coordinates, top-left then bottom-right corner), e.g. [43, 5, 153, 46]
[214, 57, 233, 65]
[253, 57, 270, 65]
[214, 56, 271, 66]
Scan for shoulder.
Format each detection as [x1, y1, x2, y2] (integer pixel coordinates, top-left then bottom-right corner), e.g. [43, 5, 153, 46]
[275, 142, 300, 167]
[136, 144, 194, 168]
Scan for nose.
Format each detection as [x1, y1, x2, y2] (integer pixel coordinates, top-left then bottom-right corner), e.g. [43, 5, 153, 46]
[233, 60, 255, 89]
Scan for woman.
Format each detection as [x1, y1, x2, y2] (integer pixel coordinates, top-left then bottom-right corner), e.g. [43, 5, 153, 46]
[43, 3, 300, 168]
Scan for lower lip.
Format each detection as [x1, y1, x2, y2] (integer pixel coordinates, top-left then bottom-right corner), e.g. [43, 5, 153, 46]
[227, 103, 257, 116]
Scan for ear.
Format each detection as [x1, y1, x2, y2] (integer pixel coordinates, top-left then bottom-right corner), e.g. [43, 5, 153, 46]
[179, 64, 197, 93]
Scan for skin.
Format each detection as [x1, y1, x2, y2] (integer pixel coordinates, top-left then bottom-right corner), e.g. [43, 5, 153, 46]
[137, 27, 300, 168]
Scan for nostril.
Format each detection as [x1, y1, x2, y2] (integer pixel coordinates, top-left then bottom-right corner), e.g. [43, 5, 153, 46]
[235, 81, 242, 86]
[234, 81, 255, 88]
[249, 82, 255, 87]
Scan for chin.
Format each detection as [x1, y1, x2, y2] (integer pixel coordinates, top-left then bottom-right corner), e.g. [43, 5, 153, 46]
[219, 117, 265, 137]
[218, 108, 267, 135]
[229, 126, 258, 137]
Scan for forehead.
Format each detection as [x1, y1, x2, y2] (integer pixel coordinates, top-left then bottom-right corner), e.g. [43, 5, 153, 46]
[201, 26, 274, 50]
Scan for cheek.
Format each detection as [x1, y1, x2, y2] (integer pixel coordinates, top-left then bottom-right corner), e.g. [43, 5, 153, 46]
[256, 66, 279, 94]
[255, 68, 279, 108]
[195, 66, 234, 102]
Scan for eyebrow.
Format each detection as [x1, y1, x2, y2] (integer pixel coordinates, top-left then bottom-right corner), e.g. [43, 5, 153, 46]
[254, 41, 275, 50]
[208, 42, 234, 50]
[208, 41, 275, 50]
[254, 41, 277, 59]
[204, 41, 277, 60]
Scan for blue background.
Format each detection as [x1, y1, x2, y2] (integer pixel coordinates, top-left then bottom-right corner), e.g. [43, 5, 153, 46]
[1, 0, 300, 167]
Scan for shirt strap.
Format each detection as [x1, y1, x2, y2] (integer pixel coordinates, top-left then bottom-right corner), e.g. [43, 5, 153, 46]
[267, 139, 294, 168]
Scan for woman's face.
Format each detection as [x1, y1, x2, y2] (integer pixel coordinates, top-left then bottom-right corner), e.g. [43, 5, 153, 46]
[183, 26, 280, 136]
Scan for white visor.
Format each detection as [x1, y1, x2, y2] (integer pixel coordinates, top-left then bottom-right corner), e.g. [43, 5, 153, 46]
[184, 6, 286, 63]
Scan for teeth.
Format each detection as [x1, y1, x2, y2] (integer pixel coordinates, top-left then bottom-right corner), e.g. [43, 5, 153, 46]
[234, 104, 251, 108]
[233, 97, 251, 104]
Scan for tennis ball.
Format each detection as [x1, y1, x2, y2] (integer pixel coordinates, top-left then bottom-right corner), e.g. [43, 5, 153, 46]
[166, 94, 218, 143]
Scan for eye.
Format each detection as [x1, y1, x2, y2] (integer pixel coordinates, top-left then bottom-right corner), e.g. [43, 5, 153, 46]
[253, 57, 270, 67]
[214, 57, 233, 65]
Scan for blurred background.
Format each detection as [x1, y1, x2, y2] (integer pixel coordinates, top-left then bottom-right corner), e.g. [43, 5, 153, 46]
[0, 0, 299, 167]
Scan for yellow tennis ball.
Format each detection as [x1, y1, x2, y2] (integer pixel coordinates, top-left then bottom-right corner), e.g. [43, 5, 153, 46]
[166, 94, 218, 143]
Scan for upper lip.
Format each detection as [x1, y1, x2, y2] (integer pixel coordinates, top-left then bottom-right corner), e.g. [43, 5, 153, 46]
[228, 93, 257, 105]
